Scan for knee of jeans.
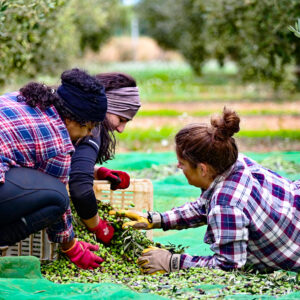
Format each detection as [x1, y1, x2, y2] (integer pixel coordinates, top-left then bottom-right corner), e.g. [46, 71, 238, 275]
[48, 189, 70, 213]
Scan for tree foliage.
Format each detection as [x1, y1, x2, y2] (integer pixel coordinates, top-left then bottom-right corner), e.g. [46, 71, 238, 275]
[0, 0, 125, 86]
[0, 0, 76, 85]
[137, 0, 207, 74]
[71, 0, 127, 52]
[138, 0, 300, 88]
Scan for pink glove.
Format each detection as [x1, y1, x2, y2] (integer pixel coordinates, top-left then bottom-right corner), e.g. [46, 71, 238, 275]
[63, 240, 104, 269]
[89, 218, 114, 245]
[96, 167, 130, 190]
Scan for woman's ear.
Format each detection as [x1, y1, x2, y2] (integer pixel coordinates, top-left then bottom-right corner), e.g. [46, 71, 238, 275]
[198, 163, 208, 176]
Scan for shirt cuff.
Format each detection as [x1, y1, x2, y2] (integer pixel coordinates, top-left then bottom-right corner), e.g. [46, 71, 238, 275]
[150, 212, 162, 228]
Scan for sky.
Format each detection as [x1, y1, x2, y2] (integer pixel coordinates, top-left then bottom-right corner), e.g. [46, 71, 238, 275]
[122, 0, 140, 5]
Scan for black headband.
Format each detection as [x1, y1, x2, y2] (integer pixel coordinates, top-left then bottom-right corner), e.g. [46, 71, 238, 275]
[57, 81, 107, 122]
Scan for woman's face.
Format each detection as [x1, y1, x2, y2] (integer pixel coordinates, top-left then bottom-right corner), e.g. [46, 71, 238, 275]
[176, 153, 212, 189]
[176, 154, 202, 188]
[65, 119, 96, 142]
[106, 113, 129, 133]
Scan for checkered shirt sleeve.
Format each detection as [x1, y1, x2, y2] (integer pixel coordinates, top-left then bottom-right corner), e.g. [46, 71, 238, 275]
[46, 206, 75, 243]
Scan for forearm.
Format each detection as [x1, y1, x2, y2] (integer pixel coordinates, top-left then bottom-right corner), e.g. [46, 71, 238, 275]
[69, 182, 98, 219]
[179, 253, 239, 270]
[69, 140, 99, 219]
[61, 238, 76, 251]
[160, 198, 207, 231]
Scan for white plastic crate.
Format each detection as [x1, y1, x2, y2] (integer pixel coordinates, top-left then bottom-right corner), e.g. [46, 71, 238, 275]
[0, 229, 58, 260]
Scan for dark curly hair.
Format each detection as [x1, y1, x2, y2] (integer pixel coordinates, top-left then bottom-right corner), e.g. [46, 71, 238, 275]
[95, 72, 137, 164]
[176, 107, 240, 176]
[18, 68, 102, 125]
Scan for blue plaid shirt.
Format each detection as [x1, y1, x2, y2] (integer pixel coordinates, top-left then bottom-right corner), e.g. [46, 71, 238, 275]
[161, 154, 300, 272]
[0, 92, 75, 243]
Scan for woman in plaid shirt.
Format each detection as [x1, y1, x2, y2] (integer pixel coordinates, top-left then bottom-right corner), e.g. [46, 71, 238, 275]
[113, 107, 300, 273]
[0, 68, 107, 269]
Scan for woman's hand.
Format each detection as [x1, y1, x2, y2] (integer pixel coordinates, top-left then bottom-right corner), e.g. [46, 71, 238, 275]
[96, 167, 130, 190]
[109, 210, 161, 230]
[137, 246, 181, 274]
[62, 239, 104, 269]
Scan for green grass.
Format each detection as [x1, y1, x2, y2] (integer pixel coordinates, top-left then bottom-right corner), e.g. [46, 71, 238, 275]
[116, 127, 300, 151]
[237, 130, 300, 139]
[118, 127, 300, 141]
[75, 60, 287, 103]
[137, 108, 300, 117]
[116, 126, 175, 150]
[3, 60, 300, 103]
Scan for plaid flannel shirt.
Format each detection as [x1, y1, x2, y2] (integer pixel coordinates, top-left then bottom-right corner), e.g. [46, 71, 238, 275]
[161, 154, 300, 272]
[0, 92, 75, 243]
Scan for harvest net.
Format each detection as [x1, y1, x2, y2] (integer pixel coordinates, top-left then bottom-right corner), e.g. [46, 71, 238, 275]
[0, 151, 299, 299]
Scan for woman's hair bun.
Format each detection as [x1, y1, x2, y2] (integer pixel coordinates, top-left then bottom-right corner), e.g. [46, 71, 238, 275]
[211, 107, 240, 140]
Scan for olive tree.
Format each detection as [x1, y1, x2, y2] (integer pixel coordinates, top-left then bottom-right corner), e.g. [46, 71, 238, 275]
[137, 0, 208, 74]
[0, 0, 77, 85]
[138, 0, 300, 88]
[0, 0, 126, 86]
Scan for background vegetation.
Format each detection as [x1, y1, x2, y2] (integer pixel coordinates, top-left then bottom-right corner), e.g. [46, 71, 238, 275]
[138, 0, 300, 89]
[1, 0, 300, 152]
[0, 0, 126, 85]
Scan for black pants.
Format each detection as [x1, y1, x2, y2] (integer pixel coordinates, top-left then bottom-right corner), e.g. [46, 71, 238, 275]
[0, 167, 69, 246]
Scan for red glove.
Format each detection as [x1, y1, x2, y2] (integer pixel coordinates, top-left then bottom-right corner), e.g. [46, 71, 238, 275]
[62, 240, 104, 270]
[96, 167, 130, 190]
[89, 218, 114, 245]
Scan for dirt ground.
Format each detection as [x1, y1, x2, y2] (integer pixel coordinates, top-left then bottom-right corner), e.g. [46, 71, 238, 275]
[141, 101, 300, 112]
[132, 101, 300, 130]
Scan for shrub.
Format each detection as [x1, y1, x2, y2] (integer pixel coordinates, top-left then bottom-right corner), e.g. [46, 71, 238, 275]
[0, 0, 79, 85]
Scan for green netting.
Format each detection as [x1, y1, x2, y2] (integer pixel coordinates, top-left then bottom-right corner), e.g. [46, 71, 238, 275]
[104, 151, 300, 170]
[1, 257, 299, 300]
[103, 151, 178, 170]
[2, 152, 298, 299]
[0, 257, 165, 300]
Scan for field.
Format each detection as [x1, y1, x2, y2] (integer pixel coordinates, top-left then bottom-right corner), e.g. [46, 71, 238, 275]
[2, 61, 300, 299]
[2, 60, 300, 153]
[73, 60, 300, 153]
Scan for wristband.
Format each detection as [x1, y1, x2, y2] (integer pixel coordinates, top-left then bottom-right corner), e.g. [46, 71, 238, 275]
[170, 254, 181, 272]
[147, 211, 162, 228]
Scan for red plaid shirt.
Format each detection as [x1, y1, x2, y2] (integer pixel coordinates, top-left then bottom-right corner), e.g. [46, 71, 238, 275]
[161, 154, 300, 272]
[0, 92, 75, 243]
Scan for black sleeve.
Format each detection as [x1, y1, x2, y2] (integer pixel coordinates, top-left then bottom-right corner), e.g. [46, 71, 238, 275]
[69, 134, 100, 219]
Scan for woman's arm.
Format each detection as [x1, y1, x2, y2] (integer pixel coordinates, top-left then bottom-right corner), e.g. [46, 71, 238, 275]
[68, 135, 100, 219]
[160, 197, 208, 231]
[179, 205, 249, 270]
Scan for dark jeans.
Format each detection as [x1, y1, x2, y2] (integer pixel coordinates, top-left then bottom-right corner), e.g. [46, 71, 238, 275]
[0, 167, 69, 246]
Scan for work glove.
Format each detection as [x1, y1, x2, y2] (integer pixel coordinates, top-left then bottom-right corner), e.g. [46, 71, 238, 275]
[96, 167, 130, 190]
[109, 210, 161, 230]
[137, 246, 181, 274]
[88, 217, 114, 245]
[62, 240, 104, 270]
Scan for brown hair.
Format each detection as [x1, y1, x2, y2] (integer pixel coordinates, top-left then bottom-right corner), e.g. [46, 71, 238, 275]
[175, 107, 240, 175]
